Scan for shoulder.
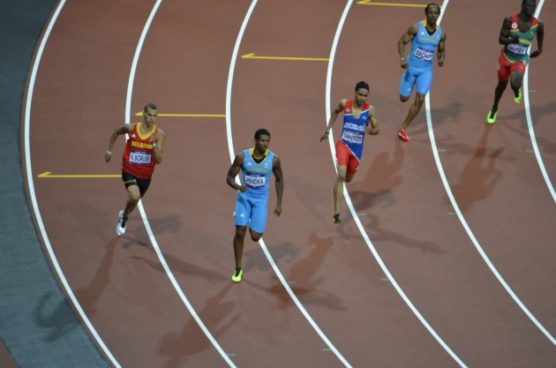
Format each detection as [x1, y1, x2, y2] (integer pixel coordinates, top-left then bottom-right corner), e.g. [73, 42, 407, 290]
[272, 155, 281, 166]
[339, 99, 348, 107]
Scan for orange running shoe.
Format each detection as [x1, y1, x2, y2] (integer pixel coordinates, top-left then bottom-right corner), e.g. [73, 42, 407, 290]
[398, 129, 411, 142]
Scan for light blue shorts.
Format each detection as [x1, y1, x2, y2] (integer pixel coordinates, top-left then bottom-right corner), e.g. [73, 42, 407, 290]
[234, 192, 268, 233]
[399, 65, 434, 97]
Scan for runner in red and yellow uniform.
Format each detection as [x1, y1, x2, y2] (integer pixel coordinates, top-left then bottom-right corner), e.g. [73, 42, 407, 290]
[486, 0, 544, 124]
[105, 103, 166, 236]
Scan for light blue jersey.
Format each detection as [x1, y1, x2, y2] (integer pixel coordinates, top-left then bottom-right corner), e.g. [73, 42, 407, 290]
[408, 21, 443, 69]
[234, 148, 275, 233]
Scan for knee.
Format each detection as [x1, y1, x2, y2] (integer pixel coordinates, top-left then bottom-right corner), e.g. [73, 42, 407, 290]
[129, 192, 141, 203]
[400, 95, 410, 103]
[345, 173, 354, 183]
[337, 171, 347, 182]
[414, 95, 425, 106]
[234, 227, 247, 240]
[250, 231, 262, 242]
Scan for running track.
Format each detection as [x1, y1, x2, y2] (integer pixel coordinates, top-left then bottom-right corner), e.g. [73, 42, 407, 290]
[23, 0, 556, 367]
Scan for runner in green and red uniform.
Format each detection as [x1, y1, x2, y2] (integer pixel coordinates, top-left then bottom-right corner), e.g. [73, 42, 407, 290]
[486, 0, 544, 124]
[105, 103, 166, 236]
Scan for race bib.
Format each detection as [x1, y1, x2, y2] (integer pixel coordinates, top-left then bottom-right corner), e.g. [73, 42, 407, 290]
[245, 174, 266, 188]
[507, 43, 528, 55]
[414, 46, 434, 61]
[342, 131, 363, 144]
[129, 151, 151, 165]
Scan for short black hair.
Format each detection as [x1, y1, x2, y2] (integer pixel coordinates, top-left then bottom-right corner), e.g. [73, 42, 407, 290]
[425, 2, 440, 13]
[144, 102, 158, 112]
[355, 81, 369, 91]
[254, 128, 271, 140]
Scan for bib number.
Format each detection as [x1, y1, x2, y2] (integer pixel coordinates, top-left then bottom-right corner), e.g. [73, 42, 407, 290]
[245, 175, 265, 188]
[507, 43, 528, 55]
[342, 131, 363, 144]
[129, 151, 151, 165]
[414, 46, 434, 61]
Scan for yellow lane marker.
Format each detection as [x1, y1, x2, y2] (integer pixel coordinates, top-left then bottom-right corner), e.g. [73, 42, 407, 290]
[357, 0, 426, 8]
[241, 53, 329, 62]
[38, 172, 120, 179]
[134, 112, 225, 118]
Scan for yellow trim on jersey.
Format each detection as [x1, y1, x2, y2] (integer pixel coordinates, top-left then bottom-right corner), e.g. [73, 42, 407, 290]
[249, 148, 269, 159]
[136, 122, 157, 140]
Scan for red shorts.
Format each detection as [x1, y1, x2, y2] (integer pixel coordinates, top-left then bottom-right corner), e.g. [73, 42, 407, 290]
[336, 140, 360, 175]
[497, 50, 526, 82]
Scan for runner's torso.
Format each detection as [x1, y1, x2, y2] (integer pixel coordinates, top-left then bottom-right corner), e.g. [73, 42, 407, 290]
[504, 13, 539, 63]
[408, 21, 443, 68]
[122, 122, 158, 179]
[340, 99, 370, 160]
[241, 148, 274, 198]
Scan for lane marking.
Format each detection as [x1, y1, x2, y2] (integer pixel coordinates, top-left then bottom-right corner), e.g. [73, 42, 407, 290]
[124, 1, 237, 367]
[325, 0, 467, 366]
[425, 0, 555, 346]
[134, 112, 226, 118]
[37, 172, 119, 179]
[23, 0, 120, 366]
[226, 1, 352, 367]
[523, 0, 556, 204]
[242, 53, 329, 62]
[357, 0, 425, 8]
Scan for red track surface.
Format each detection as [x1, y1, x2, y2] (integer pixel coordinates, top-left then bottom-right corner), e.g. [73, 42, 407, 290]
[26, 0, 556, 367]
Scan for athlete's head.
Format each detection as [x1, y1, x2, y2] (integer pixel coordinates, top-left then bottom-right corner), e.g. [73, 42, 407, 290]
[354, 81, 369, 107]
[143, 103, 158, 126]
[521, 0, 536, 17]
[424, 3, 441, 25]
[254, 128, 271, 152]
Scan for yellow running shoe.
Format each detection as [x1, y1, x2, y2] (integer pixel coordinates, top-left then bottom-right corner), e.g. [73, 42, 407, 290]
[485, 110, 497, 124]
[231, 268, 243, 283]
[513, 89, 522, 104]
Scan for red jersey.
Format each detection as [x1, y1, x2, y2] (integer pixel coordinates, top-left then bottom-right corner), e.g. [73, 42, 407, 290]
[122, 122, 158, 179]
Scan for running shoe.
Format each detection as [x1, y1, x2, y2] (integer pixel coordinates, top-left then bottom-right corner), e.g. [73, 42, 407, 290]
[231, 268, 243, 283]
[397, 128, 411, 142]
[333, 213, 342, 224]
[513, 89, 522, 104]
[485, 110, 498, 124]
[116, 209, 127, 236]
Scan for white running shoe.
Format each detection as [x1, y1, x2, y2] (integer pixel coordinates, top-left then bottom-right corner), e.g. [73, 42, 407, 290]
[116, 210, 127, 236]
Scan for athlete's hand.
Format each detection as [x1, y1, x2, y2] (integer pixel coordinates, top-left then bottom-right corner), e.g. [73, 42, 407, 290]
[104, 150, 112, 162]
[274, 204, 282, 216]
[530, 48, 543, 58]
[238, 184, 247, 192]
[368, 127, 380, 135]
[320, 131, 330, 142]
[150, 133, 159, 144]
[400, 57, 408, 69]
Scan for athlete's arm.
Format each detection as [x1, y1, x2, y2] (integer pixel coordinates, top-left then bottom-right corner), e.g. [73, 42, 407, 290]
[366, 106, 380, 135]
[272, 156, 284, 216]
[104, 124, 133, 162]
[398, 23, 418, 69]
[151, 128, 165, 164]
[530, 20, 544, 58]
[226, 152, 246, 192]
[320, 99, 346, 142]
[499, 17, 520, 45]
[437, 32, 446, 67]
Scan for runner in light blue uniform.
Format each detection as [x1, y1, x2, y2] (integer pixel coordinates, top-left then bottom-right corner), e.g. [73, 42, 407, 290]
[397, 2, 446, 142]
[226, 129, 284, 283]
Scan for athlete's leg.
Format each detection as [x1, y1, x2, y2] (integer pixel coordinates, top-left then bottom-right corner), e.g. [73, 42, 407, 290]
[249, 229, 263, 242]
[248, 197, 268, 241]
[334, 165, 348, 217]
[401, 92, 426, 130]
[233, 225, 247, 270]
[232, 194, 251, 281]
[123, 184, 141, 218]
[489, 51, 512, 117]
[399, 69, 416, 103]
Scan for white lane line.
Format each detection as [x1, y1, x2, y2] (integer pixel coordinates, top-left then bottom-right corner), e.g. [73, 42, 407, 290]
[524, 0, 556, 204]
[23, 1, 120, 366]
[324, 0, 468, 366]
[225, 1, 352, 366]
[426, 0, 556, 346]
[124, 1, 236, 366]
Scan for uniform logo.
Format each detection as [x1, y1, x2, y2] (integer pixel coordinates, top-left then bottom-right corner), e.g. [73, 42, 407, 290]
[511, 22, 518, 29]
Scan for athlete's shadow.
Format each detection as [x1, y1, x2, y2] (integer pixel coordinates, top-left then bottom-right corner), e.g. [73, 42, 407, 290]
[350, 139, 404, 211]
[75, 238, 118, 316]
[504, 100, 556, 128]
[35, 292, 79, 341]
[269, 233, 345, 311]
[450, 126, 503, 214]
[158, 284, 236, 368]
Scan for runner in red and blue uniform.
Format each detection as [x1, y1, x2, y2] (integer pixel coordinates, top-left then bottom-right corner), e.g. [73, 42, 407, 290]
[320, 81, 379, 224]
[486, 0, 544, 124]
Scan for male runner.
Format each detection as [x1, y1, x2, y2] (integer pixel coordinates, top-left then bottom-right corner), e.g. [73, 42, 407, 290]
[320, 81, 379, 224]
[397, 2, 446, 142]
[486, 0, 544, 124]
[226, 129, 284, 283]
[105, 103, 165, 236]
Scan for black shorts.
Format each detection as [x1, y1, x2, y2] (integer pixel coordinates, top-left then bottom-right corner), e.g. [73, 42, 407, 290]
[122, 171, 151, 197]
